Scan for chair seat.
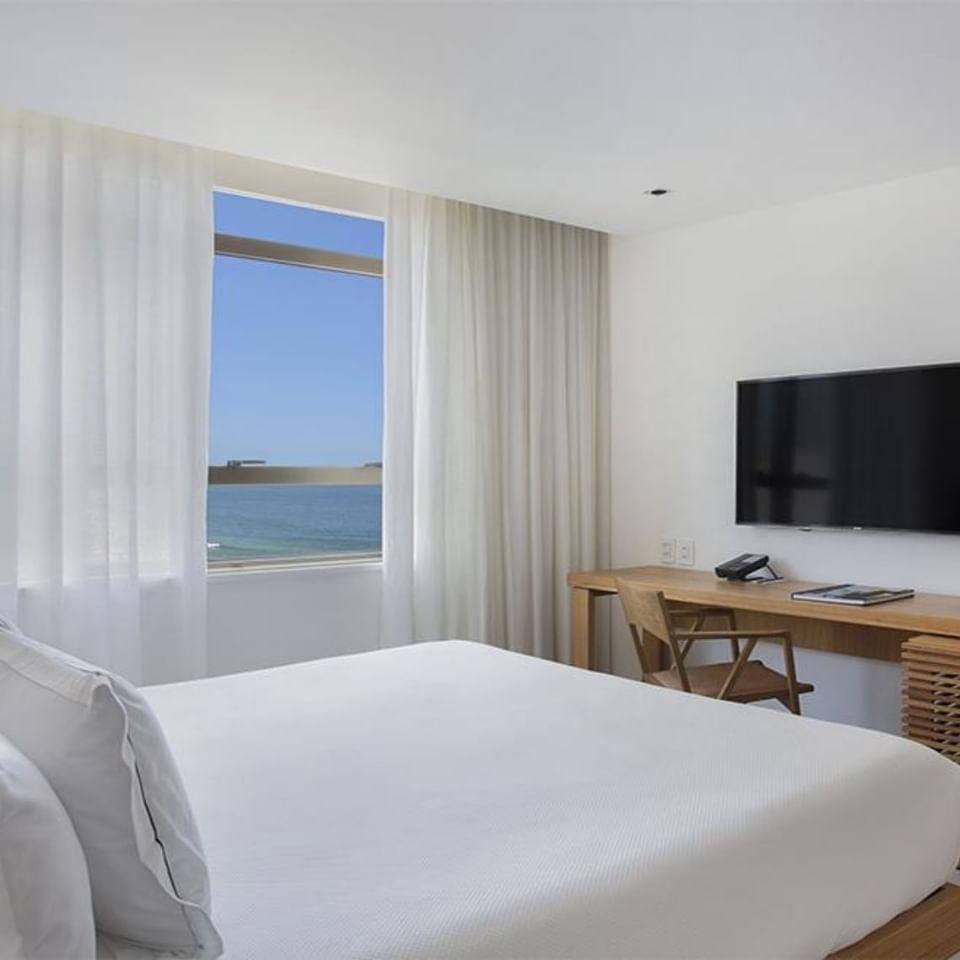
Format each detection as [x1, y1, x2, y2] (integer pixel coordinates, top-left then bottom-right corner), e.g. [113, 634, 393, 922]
[649, 660, 815, 703]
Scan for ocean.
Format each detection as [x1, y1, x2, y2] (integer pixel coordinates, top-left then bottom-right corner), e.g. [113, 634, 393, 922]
[207, 484, 382, 562]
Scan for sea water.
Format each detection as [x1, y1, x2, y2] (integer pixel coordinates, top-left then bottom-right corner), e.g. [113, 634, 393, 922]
[207, 484, 382, 561]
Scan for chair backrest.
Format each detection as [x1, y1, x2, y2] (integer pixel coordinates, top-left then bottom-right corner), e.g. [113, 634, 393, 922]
[616, 580, 678, 680]
[616, 580, 672, 641]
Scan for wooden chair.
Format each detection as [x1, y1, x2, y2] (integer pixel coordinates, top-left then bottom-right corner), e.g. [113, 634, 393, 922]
[617, 579, 814, 714]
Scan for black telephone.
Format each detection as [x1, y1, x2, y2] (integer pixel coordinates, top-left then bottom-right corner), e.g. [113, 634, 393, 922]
[715, 553, 772, 581]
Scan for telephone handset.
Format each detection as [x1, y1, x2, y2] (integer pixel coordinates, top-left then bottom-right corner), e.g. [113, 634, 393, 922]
[714, 553, 775, 581]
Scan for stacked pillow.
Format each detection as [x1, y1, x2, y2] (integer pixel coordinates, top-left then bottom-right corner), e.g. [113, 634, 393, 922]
[0, 733, 96, 959]
[0, 618, 222, 958]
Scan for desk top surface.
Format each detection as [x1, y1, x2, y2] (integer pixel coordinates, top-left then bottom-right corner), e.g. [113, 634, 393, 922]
[568, 565, 960, 638]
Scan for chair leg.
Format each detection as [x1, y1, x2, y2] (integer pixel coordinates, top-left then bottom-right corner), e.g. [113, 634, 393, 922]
[628, 624, 654, 678]
[775, 693, 801, 715]
[781, 636, 802, 715]
[725, 610, 740, 661]
[670, 612, 704, 672]
[718, 637, 758, 700]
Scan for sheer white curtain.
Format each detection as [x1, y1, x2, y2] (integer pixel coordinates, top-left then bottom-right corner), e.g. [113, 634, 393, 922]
[382, 191, 609, 663]
[0, 108, 213, 683]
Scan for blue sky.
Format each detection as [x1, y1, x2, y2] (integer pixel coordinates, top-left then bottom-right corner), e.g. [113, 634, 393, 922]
[210, 193, 384, 466]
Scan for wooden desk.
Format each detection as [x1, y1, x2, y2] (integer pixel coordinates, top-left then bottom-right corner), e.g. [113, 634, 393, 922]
[567, 565, 960, 670]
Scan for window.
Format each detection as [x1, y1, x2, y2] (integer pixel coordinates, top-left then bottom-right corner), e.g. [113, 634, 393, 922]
[208, 192, 384, 567]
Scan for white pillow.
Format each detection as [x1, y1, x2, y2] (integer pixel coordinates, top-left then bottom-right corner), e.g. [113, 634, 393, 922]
[0, 733, 96, 959]
[0, 623, 222, 958]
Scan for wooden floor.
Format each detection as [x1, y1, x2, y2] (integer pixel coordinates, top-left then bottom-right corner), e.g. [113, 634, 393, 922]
[828, 884, 960, 959]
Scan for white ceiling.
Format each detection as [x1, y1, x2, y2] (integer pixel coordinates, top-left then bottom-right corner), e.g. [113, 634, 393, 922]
[2, 2, 960, 234]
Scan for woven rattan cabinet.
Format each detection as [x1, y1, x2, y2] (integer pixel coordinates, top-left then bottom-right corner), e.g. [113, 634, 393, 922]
[903, 635, 960, 763]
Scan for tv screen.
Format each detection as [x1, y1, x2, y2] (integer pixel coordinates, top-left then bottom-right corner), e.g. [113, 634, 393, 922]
[736, 363, 960, 533]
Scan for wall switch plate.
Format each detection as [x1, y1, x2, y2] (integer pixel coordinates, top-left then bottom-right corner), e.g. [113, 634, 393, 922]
[677, 539, 695, 566]
[659, 538, 677, 565]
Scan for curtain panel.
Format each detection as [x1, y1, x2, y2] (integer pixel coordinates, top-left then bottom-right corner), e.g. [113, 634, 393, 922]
[382, 191, 610, 663]
[0, 108, 213, 683]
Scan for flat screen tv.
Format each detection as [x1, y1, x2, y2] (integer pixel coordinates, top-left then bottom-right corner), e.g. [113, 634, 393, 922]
[736, 362, 960, 533]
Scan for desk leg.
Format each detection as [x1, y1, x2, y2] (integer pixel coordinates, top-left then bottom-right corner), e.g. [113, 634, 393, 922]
[571, 587, 596, 670]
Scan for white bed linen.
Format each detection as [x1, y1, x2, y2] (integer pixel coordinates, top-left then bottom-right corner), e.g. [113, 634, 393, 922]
[134, 640, 960, 960]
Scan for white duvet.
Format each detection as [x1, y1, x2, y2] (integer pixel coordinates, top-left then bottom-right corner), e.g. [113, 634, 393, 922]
[139, 640, 960, 960]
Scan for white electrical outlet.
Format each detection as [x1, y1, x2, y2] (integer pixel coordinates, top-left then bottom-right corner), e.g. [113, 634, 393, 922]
[677, 539, 695, 566]
[659, 538, 676, 565]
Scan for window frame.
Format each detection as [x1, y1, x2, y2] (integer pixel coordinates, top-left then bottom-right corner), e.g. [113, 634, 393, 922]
[208, 221, 384, 571]
[214, 232, 382, 278]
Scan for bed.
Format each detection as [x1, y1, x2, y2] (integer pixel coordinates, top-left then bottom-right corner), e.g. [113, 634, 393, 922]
[123, 640, 960, 959]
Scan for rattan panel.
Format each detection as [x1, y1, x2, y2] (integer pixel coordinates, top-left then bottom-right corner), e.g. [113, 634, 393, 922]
[903, 635, 960, 763]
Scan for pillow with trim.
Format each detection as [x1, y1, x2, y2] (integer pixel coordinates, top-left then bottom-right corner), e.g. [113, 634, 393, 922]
[0, 621, 221, 958]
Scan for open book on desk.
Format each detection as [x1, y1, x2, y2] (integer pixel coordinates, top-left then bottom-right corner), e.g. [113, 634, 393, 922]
[791, 584, 915, 606]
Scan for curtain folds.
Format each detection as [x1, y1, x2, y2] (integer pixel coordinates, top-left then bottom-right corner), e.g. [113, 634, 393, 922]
[382, 191, 610, 663]
[0, 108, 213, 683]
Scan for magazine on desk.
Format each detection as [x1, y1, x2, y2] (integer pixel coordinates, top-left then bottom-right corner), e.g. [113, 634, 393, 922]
[791, 584, 915, 606]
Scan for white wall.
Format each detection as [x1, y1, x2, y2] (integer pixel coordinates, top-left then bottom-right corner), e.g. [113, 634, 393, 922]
[213, 151, 386, 220]
[207, 563, 381, 677]
[610, 165, 960, 733]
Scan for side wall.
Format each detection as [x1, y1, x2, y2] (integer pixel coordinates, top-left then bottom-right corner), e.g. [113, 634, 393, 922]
[610, 166, 960, 732]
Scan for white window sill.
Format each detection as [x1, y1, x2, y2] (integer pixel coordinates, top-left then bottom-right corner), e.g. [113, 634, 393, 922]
[207, 554, 382, 579]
